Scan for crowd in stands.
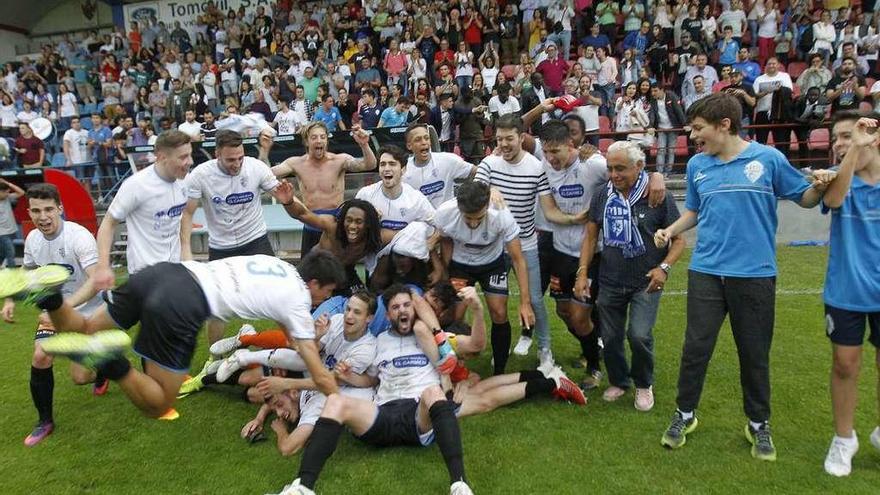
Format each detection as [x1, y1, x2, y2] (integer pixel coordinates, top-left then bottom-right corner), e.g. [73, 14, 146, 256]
[1, 0, 879, 175]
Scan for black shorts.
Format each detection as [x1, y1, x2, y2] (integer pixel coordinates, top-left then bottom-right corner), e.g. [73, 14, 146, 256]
[208, 234, 275, 261]
[448, 254, 510, 296]
[105, 263, 211, 373]
[356, 398, 433, 447]
[549, 249, 597, 306]
[300, 229, 322, 257]
[825, 305, 880, 347]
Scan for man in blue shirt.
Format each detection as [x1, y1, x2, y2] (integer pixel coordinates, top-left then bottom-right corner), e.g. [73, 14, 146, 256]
[716, 26, 740, 66]
[622, 22, 650, 63]
[653, 93, 832, 461]
[732, 47, 762, 88]
[820, 113, 880, 477]
[378, 96, 412, 128]
[312, 95, 346, 132]
[580, 22, 611, 53]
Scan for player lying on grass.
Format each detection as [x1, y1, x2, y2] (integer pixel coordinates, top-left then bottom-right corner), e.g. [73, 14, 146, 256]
[0, 251, 347, 418]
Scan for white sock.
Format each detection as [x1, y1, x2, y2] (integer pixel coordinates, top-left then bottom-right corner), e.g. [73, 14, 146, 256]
[834, 432, 857, 445]
[749, 420, 767, 431]
[266, 348, 308, 372]
[236, 349, 273, 367]
[677, 409, 694, 420]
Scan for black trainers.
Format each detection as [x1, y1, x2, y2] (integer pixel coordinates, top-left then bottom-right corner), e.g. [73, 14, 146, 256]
[661, 410, 698, 449]
[745, 422, 777, 461]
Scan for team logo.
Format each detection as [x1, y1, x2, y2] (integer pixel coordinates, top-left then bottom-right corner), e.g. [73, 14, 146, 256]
[612, 219, 625, 237]
[381, 219, 407, 230]
[399, 207, 407, 217]
[744, 161, 764, 183]
[211, 196, 223, 205]
[225, 192, 255, 205]
[557, 184, 584, 198]
[58, 247, 65, 258]
[240, 176, 247, 187]
[694, 171, 708, 183]
[324, 355, 338, 370]
[420, 181, 444, 196]
[482, 232, 489, 240]
[392, 354, 429, 368]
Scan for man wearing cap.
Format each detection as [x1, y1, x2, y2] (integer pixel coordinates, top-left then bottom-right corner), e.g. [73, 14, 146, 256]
[536, 42, 567, 95]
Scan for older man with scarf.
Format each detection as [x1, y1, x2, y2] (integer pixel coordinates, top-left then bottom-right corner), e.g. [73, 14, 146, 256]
[575, 141, 684, 411]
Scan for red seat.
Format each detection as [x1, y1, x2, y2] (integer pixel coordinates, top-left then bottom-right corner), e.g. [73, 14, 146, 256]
[598, 115, 611, 133]
[674, 135, 689, 156]
[787, 62, 807, 79]
[788, 131, 801, 152]
[808, 128, 830, 151]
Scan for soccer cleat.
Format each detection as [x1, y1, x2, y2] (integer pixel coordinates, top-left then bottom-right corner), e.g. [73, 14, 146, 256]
[513, 334, 533, 356]
[216, 349, 246, 383]
[545, 366, 587, 406]
[602, 386, 626, 402]
[209, 324, 256, 358]
[0, 265, 70, 299]
[661, 411, 698, 449]
[24, 421, 54, 447]
[177, 357, 219, 398]
[580, 369, 603, 391]
[745, 422, 777, 461]
[158, 408, 180, 421]
[871, 427, 880, 452]
[450, 481, 474, 495]
[92, 377, 110, 396]
[275, 479, 315, 495]
[634, 386, 655, 412]
[39, 330, 130, 369]
[824, 434, 859, 477]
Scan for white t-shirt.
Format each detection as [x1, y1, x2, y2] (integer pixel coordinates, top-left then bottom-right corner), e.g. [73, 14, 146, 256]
[753, 72, 793, 113]
[107, 164, 188, 273]
[434, 199, 520, 266]
[757, 8, 778, 38]
[544, 154, 608, 257]
[182, 255, 316, 339]
[177, 120, 202, 139]
[59, 92, 78, 118]
[482, 66, 499, 92]
[488, 95, 521, 117]
[23, 221, 102, 314]
[0, 104, 16, 127]
[63, 129, 90, 165]
[185, 156, 279, 249]
[369, 329, 440, 405]
[355, 182, 436, 231]
[403, 152, 473, 208]
[273, 108, 306, 135]
[475, 152, 551, 251]
[454, 51, 474, 79]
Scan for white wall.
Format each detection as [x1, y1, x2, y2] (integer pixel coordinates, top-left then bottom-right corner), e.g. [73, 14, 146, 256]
[0, 29, 30, 63]
[30, 0, 113, 36]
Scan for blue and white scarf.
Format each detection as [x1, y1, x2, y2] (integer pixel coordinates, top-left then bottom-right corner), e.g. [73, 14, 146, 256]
[603, 171, 649, 258]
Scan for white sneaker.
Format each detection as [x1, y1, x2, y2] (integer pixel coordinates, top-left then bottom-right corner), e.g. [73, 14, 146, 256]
[450, 481, 474, 495]
[209, 324, 256, 358]
[824, 434, 859, 477]
[634, 386, 654, 411]
[537, 348, 554, 375]
[216, 349, 246, 383]
[602, 386, 626, 402]
[513, 335, 533, 356]
[275, 479, 315, 495]
[871, 427, 880, 452]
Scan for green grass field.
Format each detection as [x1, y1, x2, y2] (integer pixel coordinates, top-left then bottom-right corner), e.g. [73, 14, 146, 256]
[1, 246, 879, 494]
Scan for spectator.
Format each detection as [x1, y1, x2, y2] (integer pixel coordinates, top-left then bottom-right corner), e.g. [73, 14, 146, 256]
[478, 48, 500, 93]
[314, 95, 346, 132]
[14, 122, 44, 168]
[797, 53, 834, 94]
[430, 92, 457, 152]
[620, 48, 642, 87]
[581, 22, 611, 54]
[536, 42, 567, 95]
[650, 84, 686, 175]
[358, 88, 382, 129]
[548, 0, 576, 59]
[826, 57, 867, 113]
[672, 32, 700, 89]
[62, 116, 90, 181]
[831, 42, 870, 76]
[378, 96, 412, 128]
[86, 113, 111, 171]
[57, 83, 78, 132]
[499, 4, 520, 65]
[717, 26, 740, 66]
[177, 109, 202, 140]
[753, 57, 794, 148]
[732, 47, 762, 88]
[454, 41, 475, 90]
[0, 178, 23, 268]
[615, 82, 652, 149]
[595, 0, 620, 43]
[755, 0, 780, 66]
[718, 0, 748, 43]
[683, 75, 712, 110]
[721, 69, 758, 136]
[791, 87, 829, 164]
[488, 83, 521, 121]
[812, 10, 836, 64]
[15, 101, 38, 125]
[682, 53, 719, 98]
[623, 22, 651, 63]
[454, 87, 489, 164]
[354, 57, 382, 93]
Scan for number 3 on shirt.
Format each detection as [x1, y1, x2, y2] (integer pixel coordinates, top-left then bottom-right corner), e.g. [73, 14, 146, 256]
[246, 260, 288, 278]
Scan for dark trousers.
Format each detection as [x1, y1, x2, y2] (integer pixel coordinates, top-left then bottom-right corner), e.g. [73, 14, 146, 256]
[753, 112, 789, 154]
[676, 271, 776, 422]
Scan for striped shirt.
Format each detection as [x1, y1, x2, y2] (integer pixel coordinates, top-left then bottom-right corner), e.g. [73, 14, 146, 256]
[476, 152, 550, 251]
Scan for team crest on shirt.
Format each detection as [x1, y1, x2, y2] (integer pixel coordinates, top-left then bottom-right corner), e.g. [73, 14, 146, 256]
[240, 176, 247, 187]
[58, 247, 65, 258]
[400, 207, 407, 216]
[211, 196, 223, 205]
[482, 232, 489, 240]
[744, 161, 765, 183]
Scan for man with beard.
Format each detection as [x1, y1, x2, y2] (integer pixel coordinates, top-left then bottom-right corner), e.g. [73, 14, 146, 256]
[403, 124, 475, 208]
[826, 57, 867, 114]
[721, 69, 757, 136]
[279, 285, 474, 495]
[260, 121, 377, 256]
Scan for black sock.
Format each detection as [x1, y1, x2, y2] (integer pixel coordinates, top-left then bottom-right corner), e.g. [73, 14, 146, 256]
[202, 373, 218, 386]
[518, 369, 544, 382]
[35, 293, 63, 312]
[94, 370, 105, 385]
[222, 369, 244, 385]
[524, 378, 556, 398]
[429, 400, 467, 484]
[491, 321, 511, 375]
[30, 366, 54, 424]
[298, 417, 344, 489]
[97, 357, 131, 381]
[583, 330, 601, 372]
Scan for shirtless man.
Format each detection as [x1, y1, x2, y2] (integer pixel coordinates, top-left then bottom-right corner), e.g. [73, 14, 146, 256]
[259, 121, 377, 255]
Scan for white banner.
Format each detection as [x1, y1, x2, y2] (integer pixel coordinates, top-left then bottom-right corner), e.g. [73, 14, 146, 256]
[123, 0, 275, 39]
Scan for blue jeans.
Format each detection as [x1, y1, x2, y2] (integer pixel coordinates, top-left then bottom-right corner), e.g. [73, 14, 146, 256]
[655, 130, 677, 174]
[550, 30, 572, 59]
[0, 233, 17, 267]
[523, 248, 551, 351]
[456, 75, 473, 91]
[598, 83, 616, 118]
[597, 284, 662, 389]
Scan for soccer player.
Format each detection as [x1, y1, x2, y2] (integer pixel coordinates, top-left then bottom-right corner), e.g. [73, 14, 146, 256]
[1, 251, 348, 419]
[179, 129, 286, 343]
[537, 120, 608, 390]
[403, 124, 475, 208]
[653, 92, 832, 460]
[92, 130, 192, 290]
[355, 145, 436, 245]
[1, 184, 105, 446]
[241, 291, 378, 457]
[276, 285, 473, 495]
[820, 115, 880, 477]
[261, 121, 377, 256]
[434, 179, 534, 375]
[475, 114, 588, 372]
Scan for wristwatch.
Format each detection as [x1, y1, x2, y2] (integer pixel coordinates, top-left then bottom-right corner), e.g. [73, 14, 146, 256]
[659, 263, 671, 274]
